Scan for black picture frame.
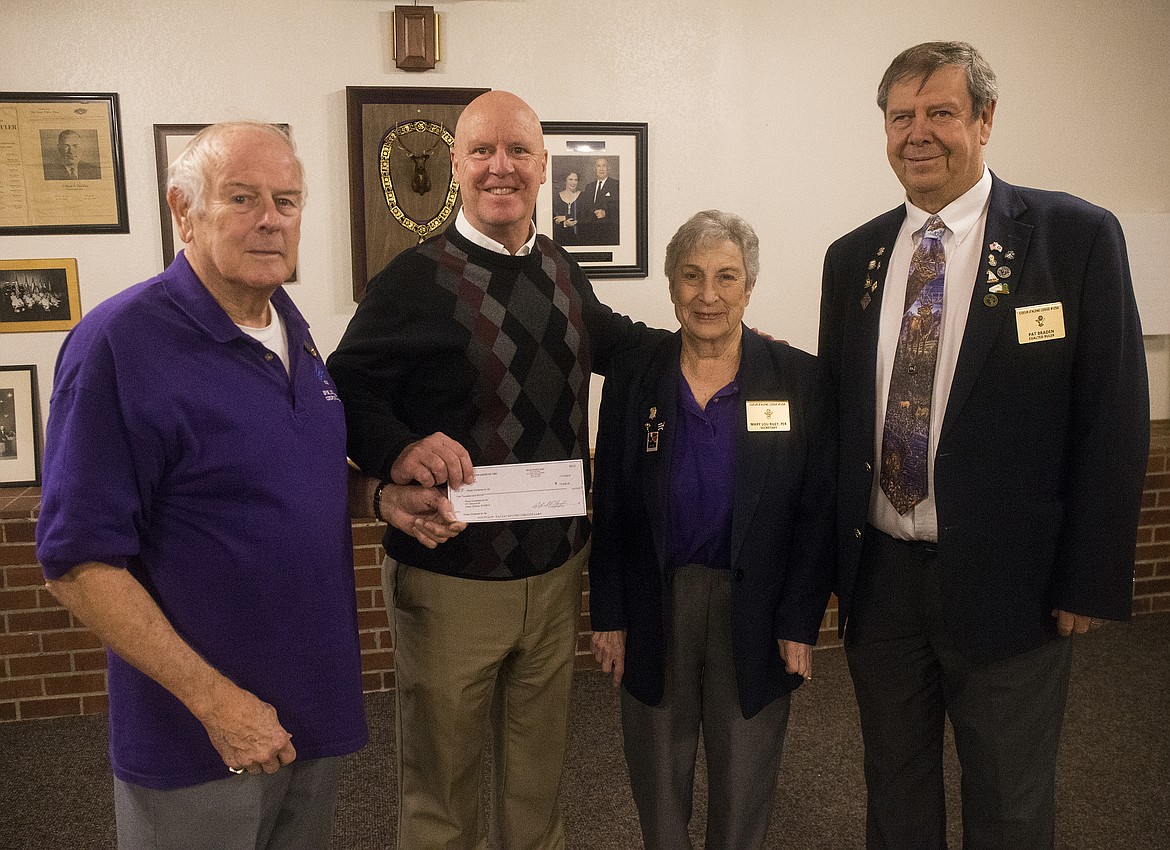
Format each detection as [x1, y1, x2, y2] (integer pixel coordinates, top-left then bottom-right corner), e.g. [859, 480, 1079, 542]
[0, 365, 43, 487]
[0, 92, 129, 235]
[539, 121, 648, 279]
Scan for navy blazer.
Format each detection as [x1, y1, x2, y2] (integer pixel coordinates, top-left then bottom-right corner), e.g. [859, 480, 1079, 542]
[818, 174, 1149, 663]
[589, 327, 835, 719]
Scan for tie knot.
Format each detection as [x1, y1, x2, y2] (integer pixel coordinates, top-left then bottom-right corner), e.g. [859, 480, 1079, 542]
[924, 216, 946, 240]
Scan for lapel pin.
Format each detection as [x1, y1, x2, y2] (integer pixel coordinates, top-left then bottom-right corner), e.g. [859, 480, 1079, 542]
[997, 266, 1011, 279]
[989, 241, 1003, 252]
[1004, 250, 1015, 260]
[983, 293, 999, 307]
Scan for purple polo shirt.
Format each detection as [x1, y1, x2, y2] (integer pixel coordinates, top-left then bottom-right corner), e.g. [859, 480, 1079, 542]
[36, 252, 367, 789]
[665, 369, 740, 570]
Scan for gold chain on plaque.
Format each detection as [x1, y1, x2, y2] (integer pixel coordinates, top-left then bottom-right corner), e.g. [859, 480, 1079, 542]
[379, 120, 458, 242]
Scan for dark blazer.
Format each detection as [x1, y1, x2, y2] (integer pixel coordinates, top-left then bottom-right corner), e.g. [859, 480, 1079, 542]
[44, 161, 101, 180]
[818, 173, 1149, 663]
[578, 178, 619, 245]
[589, 327, 835, 719]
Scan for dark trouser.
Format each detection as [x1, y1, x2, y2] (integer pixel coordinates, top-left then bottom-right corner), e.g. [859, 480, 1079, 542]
[845, 528, 1071, 850]
[114, 756, 342, 849]
[622, 563, 791, 850]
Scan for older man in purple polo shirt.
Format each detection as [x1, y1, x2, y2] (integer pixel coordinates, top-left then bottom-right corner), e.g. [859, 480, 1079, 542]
[35, 122, 462, 848]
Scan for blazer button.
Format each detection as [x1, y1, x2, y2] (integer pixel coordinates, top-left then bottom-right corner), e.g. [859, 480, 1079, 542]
[734, 569, 745, 582]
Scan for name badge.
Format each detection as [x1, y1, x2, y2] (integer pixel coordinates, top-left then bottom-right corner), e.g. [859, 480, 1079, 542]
[1015, 302, 1066, 344]
[746, 400, 790, 432]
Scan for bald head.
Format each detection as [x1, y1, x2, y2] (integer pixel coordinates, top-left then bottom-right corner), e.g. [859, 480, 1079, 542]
[452, 91, 547, 254]
[454, 91, 543, 157]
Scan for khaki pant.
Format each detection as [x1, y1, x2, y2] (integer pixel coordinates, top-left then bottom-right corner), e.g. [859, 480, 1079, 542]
[385, 543, 587, 850]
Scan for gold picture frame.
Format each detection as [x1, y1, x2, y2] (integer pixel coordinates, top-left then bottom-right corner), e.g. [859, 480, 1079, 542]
[0, 258, 82, 333]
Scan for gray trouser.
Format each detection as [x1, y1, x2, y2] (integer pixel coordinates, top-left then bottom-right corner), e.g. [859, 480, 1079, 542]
[114, 756, 343, 849]
[622, 563, 791, 850]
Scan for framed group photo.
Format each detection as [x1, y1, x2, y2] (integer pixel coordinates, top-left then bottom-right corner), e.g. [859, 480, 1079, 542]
[0, 92, 129, 235]
[0, 258, 82, 333]
[0, 365, 43, 487]
[538, 121, 647, 279]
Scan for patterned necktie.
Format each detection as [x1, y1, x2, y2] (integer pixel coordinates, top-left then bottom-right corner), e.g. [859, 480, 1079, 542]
[880, 215, 946, 514]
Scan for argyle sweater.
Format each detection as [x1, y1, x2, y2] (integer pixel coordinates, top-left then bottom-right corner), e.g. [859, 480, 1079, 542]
[329, 226, 655, 579]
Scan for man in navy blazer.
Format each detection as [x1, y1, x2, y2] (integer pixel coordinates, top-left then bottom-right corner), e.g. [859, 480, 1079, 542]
[818, 42, 1149, 849]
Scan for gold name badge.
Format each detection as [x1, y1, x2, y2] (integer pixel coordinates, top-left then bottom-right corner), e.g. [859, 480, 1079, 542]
[1015, 302, 1066, 344]
[746, 400, 790, 432]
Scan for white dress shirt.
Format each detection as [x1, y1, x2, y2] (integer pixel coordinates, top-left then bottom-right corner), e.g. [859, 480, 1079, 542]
[454, 208, 537, 256]
[869, 166, 993, 542]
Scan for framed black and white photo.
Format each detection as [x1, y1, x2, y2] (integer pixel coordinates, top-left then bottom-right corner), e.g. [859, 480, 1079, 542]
[0, 365, 43, 487]
[0, 258, 81, 333]
[538, 122, 647, 279]
[153, 123, 293, 276]
[0, 92, 129, 235]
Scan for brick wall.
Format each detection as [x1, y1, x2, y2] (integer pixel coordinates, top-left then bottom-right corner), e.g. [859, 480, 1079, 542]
[3, 422, 1168, 722]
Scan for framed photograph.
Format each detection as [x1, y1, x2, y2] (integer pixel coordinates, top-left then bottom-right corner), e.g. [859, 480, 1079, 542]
[0, 258, 82, 333]
[0, 92, 129, 235]
[153, 123, 295, 279]
[346, 86, 489, 302]
[538, 122, 648, 279]
[0, 365, 43, 487]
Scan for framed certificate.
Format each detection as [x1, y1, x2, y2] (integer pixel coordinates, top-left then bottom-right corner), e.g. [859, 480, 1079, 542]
[0, 92, 129, 235]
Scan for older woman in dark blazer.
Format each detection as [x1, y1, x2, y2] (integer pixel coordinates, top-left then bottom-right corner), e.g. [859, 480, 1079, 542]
[589, 210, 835, 849]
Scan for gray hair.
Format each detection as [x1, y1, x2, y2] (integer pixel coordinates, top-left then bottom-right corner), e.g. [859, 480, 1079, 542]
[166, 122, 305, 216]
[664, 210, 760, 291]
[877, 41, 999, 116]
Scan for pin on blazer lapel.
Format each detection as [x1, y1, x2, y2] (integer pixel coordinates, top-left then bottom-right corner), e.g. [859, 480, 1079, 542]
[636, 336, 681, 574]
[940, 176, 1034, 444]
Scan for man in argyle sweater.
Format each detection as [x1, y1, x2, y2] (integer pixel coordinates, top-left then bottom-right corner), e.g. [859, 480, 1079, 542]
[328, 91, 657, 850]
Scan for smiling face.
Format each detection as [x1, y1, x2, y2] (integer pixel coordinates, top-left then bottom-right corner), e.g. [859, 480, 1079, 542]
[452, 91, 547, 253]
[565, 172, 579, 191]
[670, 239, 752, 351]
[171, 126, 303, 309]
[884, 64, 995, 213]
[595, 158, 609, 181]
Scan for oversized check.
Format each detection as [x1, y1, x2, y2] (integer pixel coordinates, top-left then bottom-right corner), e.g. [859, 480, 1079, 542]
[448, 460, 587, 522]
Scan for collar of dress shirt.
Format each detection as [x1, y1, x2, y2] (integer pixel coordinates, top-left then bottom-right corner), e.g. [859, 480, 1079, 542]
[902, 165, 992, 246]
[454, 208, 537, 256]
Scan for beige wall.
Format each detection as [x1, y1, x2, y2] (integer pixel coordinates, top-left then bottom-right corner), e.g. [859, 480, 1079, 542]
[3, 0, 1168, 430]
